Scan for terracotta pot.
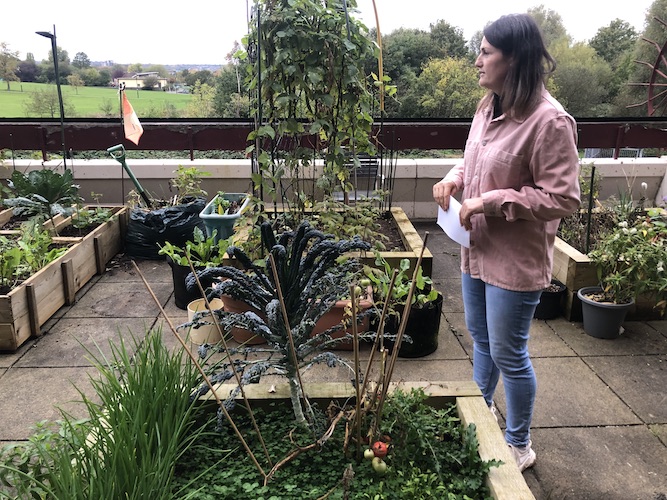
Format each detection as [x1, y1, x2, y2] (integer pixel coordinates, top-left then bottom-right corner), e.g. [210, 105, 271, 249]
[186, 298, 224, 345]
[220, 295, 267, 345]
[310, 287, 373, 350]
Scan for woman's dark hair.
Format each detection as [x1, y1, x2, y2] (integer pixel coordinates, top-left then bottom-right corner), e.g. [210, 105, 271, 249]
[480, 13, 556, 118]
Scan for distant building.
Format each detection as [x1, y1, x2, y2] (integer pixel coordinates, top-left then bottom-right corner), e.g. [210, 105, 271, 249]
[115, 72, 168, 90]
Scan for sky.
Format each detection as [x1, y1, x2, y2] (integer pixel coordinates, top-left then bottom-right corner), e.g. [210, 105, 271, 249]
[2, 0, 658, 66]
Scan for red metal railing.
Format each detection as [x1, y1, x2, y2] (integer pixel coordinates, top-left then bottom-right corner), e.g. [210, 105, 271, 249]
[1, 118, 667, 161]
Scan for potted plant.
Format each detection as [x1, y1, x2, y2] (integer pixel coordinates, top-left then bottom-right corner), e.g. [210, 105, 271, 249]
[533, 279, 567, 320]
[364, 252, 442, 358]
[578, 207, 667, 338]
[198, 191, 250, 243]
[157, 227, 233, 309]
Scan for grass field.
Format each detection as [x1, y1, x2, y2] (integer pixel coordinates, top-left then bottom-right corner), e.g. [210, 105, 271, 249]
[0, 82, 192, 118]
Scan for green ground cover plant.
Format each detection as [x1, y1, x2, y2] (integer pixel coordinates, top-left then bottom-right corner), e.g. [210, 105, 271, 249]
[0, 82, 191, 118]
[172, 388, 498, 499]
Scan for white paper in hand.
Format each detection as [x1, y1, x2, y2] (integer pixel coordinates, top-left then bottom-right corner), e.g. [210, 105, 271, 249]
[436, 197, 470, 248]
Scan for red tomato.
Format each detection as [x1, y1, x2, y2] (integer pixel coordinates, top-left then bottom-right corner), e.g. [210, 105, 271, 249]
[372, 441, 388, 458]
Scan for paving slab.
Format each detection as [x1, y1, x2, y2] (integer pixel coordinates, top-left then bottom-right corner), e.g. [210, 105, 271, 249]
[584, 355, 667, 424]
[0, 367, 97, 441]
[0, 340, 36, 368]
[435, 278, 464, 313]
[492, 357, 640, 428]
[98, 256, 172, 284]
[525, 426, 667, 500]
[62, 281, 173, 319]
[651, 424, 667, 446]
[14, 317, 154, 368]
[526, 320, 578, 358]
[555, 319, 667, 356]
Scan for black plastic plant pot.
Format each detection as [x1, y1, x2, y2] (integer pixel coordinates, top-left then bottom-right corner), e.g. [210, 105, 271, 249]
[167, 257, 203, 310]
[384, 292, 443, 358]
[534, 279, 567, 320]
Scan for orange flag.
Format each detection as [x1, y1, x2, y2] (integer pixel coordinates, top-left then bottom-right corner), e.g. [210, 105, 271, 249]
[122, 93, 143, 145]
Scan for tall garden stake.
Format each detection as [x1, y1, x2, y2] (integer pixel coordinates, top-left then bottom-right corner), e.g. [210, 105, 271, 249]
[374, 232, 430, 435]
[585, 165, 596, 254]
[268, 253, 317, 435]
[131, 260, 267, 480]
[187, 255, 273, 468]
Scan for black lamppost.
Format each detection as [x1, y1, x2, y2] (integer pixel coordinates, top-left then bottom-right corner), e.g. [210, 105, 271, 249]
[36, 24, 67, 170]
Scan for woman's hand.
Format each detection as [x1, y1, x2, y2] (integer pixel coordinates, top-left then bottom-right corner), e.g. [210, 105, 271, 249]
[433, 180, 457, 211]
[460, 197, 484, 230]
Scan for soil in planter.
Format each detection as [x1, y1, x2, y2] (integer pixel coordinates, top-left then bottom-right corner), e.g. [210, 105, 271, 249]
[0, 214, 32, 230]
[173, 390, 498, 499]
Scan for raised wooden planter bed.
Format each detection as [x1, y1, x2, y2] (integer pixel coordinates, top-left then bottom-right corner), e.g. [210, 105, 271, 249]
[0, 208, 69, 235]
[225, 206, 433, 275]
[0, 206, 128, 351]
[552, 237, 597, 321]
[552, 236, 664, 321]
[206, 380, 534, 500]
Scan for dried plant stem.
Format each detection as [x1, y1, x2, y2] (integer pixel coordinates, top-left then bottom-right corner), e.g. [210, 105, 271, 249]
[131, 260, 267, 480]
[359, 269, 398, 398]
[350, 285, 362, 460]
[375, 232, 430, 434]
[186, 255, 273, 468]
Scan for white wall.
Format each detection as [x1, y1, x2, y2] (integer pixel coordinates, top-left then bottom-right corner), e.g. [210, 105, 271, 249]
[2, 157, 666, 220]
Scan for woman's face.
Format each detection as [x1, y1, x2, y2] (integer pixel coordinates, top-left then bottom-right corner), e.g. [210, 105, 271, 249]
[475, 36, 511, 95]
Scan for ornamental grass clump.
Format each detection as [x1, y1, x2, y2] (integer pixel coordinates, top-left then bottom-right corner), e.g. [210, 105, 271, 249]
[587, 207, 667, 310]
[0, 330, 212, 499]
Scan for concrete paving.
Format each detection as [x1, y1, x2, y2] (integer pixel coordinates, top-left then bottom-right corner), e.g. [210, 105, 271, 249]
[0, 220, 666, 499]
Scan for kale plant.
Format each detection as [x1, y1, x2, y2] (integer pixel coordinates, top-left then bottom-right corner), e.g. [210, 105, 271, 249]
[3, 168, 82, 220]
[183, 220, 373, 426]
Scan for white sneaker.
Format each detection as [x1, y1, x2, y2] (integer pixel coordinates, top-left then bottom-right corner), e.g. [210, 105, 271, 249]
[508, 441, 536, 472]
[489, 403, 498, 423]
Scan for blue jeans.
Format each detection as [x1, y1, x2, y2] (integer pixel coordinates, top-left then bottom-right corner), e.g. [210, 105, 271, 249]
[461, 273, 540, 447]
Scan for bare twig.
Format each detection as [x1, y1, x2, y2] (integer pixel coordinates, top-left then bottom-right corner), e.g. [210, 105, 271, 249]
[131, 259, 267, 480]
[187, 255, 273, 467]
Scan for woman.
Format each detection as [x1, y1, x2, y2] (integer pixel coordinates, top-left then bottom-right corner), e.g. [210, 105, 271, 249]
[432, 14, 580, 471]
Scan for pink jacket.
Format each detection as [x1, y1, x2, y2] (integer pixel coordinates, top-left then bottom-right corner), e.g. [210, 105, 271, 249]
[444, 89, 581, 291]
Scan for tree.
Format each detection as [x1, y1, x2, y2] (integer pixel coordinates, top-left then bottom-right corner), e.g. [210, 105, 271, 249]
[414, 57, 484, 118]
[590, 19, 638, 66]
[18, 54, 39, 82]
[429, 20, 468, 59]
[589, 19, 639, 101]
[0, 42, 20, 90]
[186, 81, 215, 117]
[24, 87, 74, 118]
[527, 5, 569, 49]
[111, 64, 126, 80]
[39, 46, 71, 83]
[550, 40, 613, 116]
[382, 28, 439, 80]
[142, 75, 159, 90]
[213, 65, 246, 116]
[184, 69, 213, 87]
[72, 52, 91, 69]
[67, 73, 84, 94]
